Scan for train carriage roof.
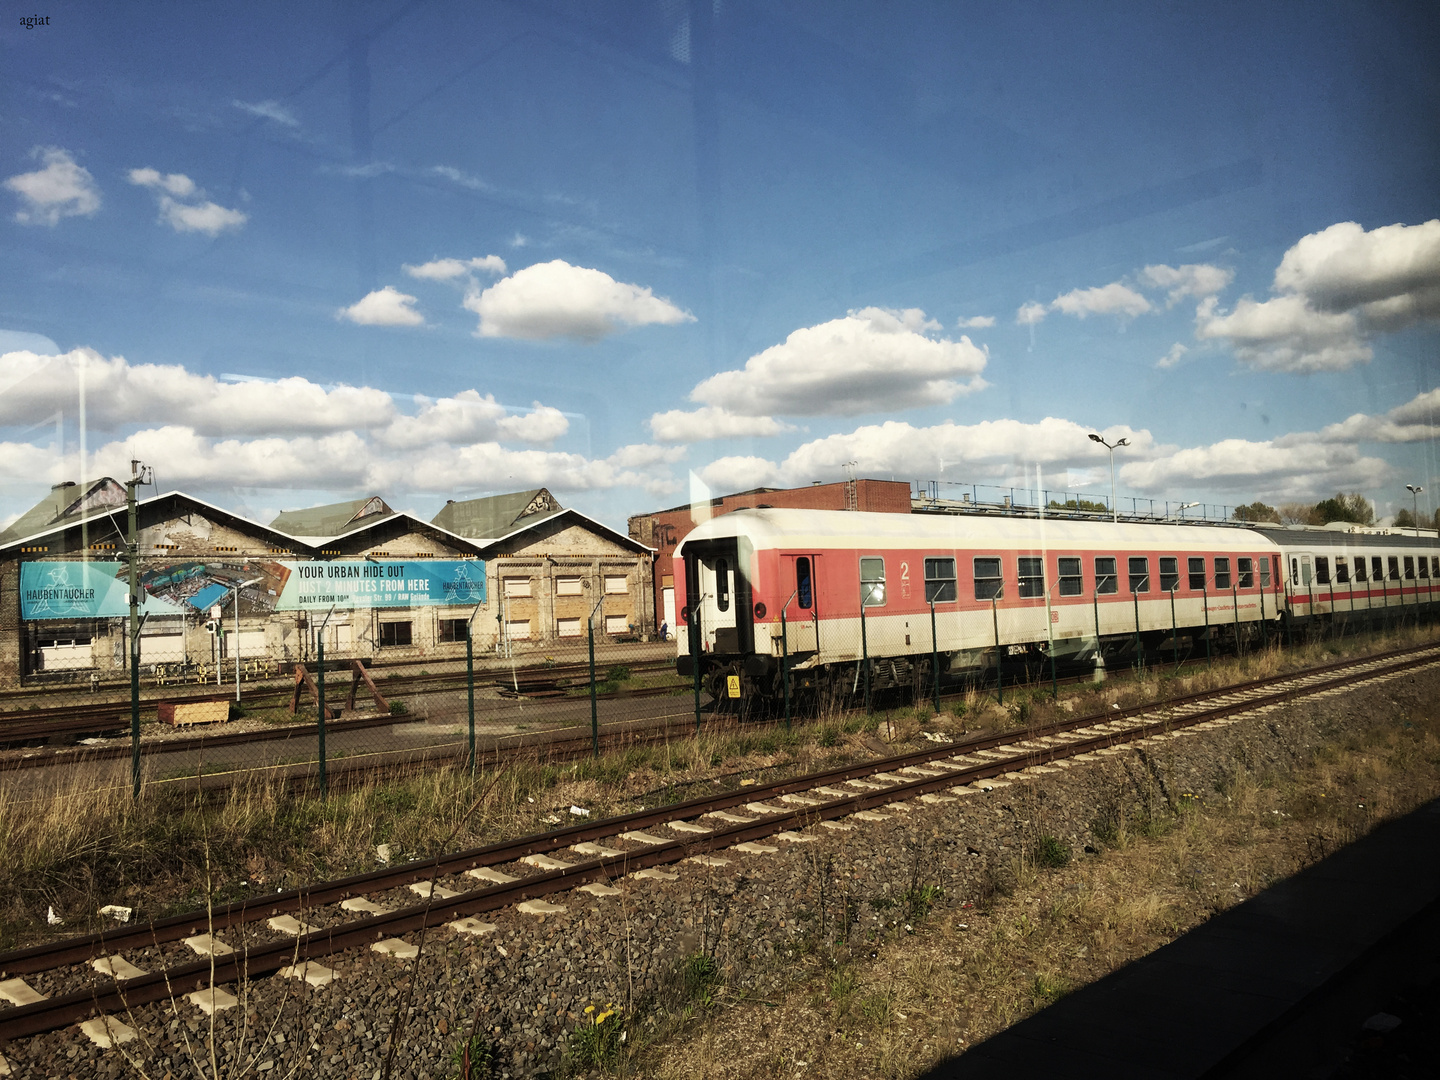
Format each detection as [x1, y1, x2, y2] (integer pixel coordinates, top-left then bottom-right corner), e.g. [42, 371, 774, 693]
[677, 508, 1283, 554]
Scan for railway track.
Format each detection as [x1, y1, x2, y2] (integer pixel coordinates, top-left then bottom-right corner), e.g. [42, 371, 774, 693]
[1, 639, 1436, 1046]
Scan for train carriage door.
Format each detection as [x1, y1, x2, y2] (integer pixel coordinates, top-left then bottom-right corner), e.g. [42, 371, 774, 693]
[782, 553, 821, 654]
[682, 538, 752, 656]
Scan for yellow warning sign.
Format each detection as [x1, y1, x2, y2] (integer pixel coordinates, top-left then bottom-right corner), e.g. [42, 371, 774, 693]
[726, 674, 741, 698]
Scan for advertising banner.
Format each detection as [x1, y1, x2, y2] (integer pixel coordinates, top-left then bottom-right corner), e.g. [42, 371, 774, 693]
[20, 561, 189, 620]
[273, 560, 486, 611]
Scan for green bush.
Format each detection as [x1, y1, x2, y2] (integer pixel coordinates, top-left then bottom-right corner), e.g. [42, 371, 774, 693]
[1033, 834, 1071, 868]
[567, 1003, 625, 1070]
[389, 700, 409, 716]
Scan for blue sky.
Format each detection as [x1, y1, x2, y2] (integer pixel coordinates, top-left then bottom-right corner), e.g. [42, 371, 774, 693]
[2, 1, 1437, 533]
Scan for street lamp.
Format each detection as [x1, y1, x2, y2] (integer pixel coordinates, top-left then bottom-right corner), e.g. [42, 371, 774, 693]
[1088, 433, 1130, 523]
[1406, 484, 1425, 537]
[230, 577, 263, 702]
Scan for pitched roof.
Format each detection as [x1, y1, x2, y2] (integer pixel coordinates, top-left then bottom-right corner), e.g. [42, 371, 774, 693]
[269, 496, 394, 538]
[431, 488, 565, 540]
[0, 478, 128, 545]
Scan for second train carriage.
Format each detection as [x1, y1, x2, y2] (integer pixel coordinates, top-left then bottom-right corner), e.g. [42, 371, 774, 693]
[673, 508, 1440, 705]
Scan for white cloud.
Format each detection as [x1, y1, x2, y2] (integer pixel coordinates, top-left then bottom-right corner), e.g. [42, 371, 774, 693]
[403, 255, 507, 281]
[1051, 282, 1152, 319]
[338, 286, 425, 327]
[606, 443, 687, 469]
[1139, 263, 1233, 305]
[233, 100, 299, 127]
[648, 406, 793, 443]
[129, 167, 247, 235]
[1302, 387, 1440, 444]
[1197, 220, 1440, 373]
[429, 165, 492, 192]
[689, 307, 988, 418]
[510, 233, 530, 248]
[5, 147, 101, 225]
[1016, 301, 1047, 325]
[1195, 294, 1370, 373]
[698, 456, 781, 493]
[956, 315, 995, 329]
[1155, 342, 1188, 369]
[1121, 438, 1389, 500]
[465, 260, 694, 340]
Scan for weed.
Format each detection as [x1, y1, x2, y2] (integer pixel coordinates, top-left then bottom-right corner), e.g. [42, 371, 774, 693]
[1033, 835, 1071, 869]
[389, 700, 409, 715]
[448, 1032, 498, 1080]
[567, 1002, 626, 1070]
[1031, 971, 1069, 1005]
[681, 952, 722, 1007]
[903, 883, 944, 922]
[606, 665, 632, 683]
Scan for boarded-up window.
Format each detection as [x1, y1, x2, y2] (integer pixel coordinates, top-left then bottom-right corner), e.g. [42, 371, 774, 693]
[506, 619, 531, 640]
[604, 614, 629, 635]
[503, 577, 532, 598]
[555, 576, 582, 596]
[139, 634, 183, 665]
[604, 574, 628, 594]
[379, 622, 412, 647]
[556, 618, 582, 638]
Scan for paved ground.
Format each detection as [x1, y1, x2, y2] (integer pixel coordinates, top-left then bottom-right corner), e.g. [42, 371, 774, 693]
[919, 796, 1440, 1079]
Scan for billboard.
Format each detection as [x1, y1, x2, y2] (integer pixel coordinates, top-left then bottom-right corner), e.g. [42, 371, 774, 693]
[273, 560, 486, 611]
[20, 561, 189, 620]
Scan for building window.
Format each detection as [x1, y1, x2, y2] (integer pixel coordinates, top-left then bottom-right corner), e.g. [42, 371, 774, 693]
[1238, 557, 1254, 588]
[1388, 556, 1401, 581]
[1058, 557, 1082, 596]
[1261, 557, 1273, 588]
[860, 557, 885, 607]
[556, 617, 582, 638]
[503, 576, 532, 598]
[604, 614, 629, 635]
[715, 558, 730, 612]
[1018, 557, 1045, 598]
[555, 576, 582, 596]
[1315, 556, 1330, 585]
[506, 619, 531, 640]
[1214, 557, 1231, 590]
[438, 618, 468, 643]
[924, 557, 956, 602]
[973, 557, 1003, 600]
[1159, 557, 1179, 592]
[1095, 557, 1117, 595]
[1404, 555, 1415, 580]
[604, 574, 628, 594]
[1128, 557, 1149, 593]
[1188, 556, 1206, 590]
[379, 621, 412, 647]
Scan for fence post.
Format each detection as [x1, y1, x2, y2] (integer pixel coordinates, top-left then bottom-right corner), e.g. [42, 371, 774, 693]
[1260, 576, 1268, 650]
[466, 622, 476, 775]
[1132, 590, 1144, 673]
[1170, 588, 1179, 672]
[317, 637, 327, 797]
[929, 599, 940, 713]
[1233, 586, 1241, 653]
[588, 613, 599, 759]
[781, 608, 791, 732]
[691, 611, 702, 735]
[127, 475, 141, 802]
[1204, 583, 1212, 669]
[991, 597, 1003, 706]
[860, 603, 870, 713]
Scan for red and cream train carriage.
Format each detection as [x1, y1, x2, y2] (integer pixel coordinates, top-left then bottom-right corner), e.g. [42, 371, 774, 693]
[673, 508, 1440, 703]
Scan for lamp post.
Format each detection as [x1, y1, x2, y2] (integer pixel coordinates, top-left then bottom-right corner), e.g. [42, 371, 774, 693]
[230, 577, 263, 702]
[1174, 501, 1199, 520]
[1406, 484, 1425, 537]
[1088, 433, 1130, 523]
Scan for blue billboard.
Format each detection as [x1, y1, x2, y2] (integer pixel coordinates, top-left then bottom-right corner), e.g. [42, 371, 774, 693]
[273, 560, 486, 611]
[20, 561, 189, 620]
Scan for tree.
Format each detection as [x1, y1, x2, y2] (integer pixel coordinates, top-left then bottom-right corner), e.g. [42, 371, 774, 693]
[1233, 501, 1280, 523]
[1313, 492, 1375, 526]
[1279, 502, 1320, 525]
[1395, 508, 1417, 529]
[1048, 498, 1109, 514]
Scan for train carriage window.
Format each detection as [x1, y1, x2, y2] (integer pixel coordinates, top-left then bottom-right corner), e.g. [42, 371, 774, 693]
[1058, 557, 1083, 596]
[1336, 558, 1350, 584]
[1214, 557, 1231, 590]
[1095, 557, 1118, 595]
[1261, 557, 1273, 588]
[1353, 557, 1367, 582]
[1128, 557, 1150, 593]
[1188, 556, 1206, 590]
[1388, 556, 1400, 581]
[1372, 557, 1384, 581]
[973, 557, 1003, 601]
[1420, 557, 1430, 580]
[924, 557, 957, 602]
[1238, 557, 1254, 588]
[715, 558, 730, 612]
[1315, 557, 1330, 585]
[860, 557, 886, 607]
[796, 557, 813, 609]
[1018, 557, 1045, 598]
[1433, 557, 1439, 578]
[1404, 556, 1415, 580]
[1159, 557, 1179, 592]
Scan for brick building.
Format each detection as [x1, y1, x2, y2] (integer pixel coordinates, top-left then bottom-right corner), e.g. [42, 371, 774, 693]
[627, 479, 913, 634]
